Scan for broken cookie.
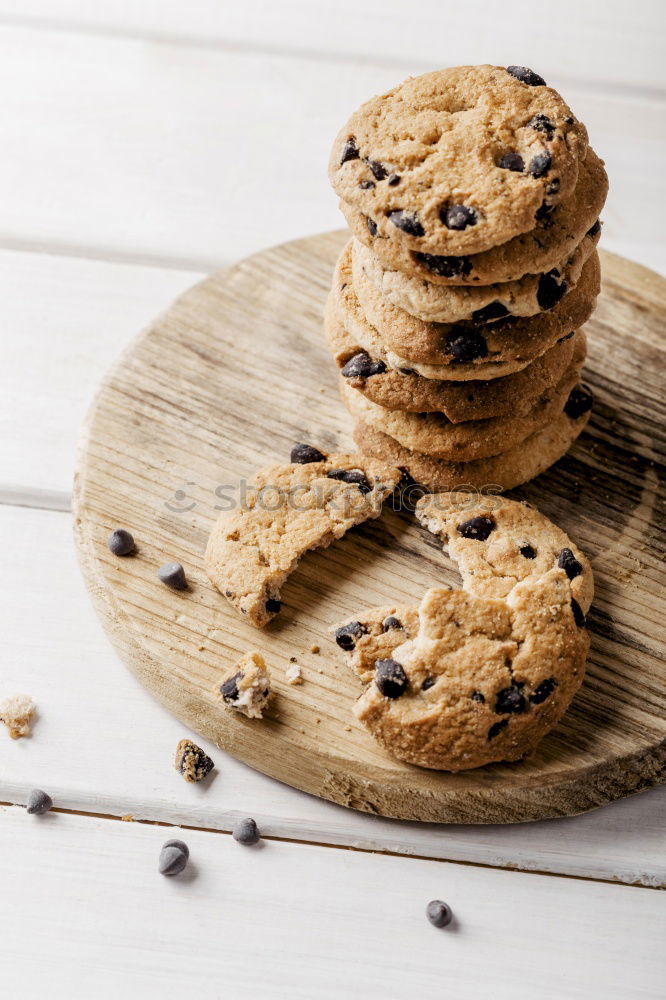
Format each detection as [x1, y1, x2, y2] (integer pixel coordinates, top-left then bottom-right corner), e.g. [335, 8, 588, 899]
[218, 651, 272, 719]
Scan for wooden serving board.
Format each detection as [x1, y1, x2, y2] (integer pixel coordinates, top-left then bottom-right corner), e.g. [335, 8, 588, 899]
[73, 232, 666, 824]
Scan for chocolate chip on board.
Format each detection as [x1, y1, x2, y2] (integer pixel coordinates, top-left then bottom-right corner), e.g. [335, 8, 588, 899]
[157, 562, 188, 590]
[108, 528, 135, 556]
[159, 841, 189, 876]
[232, 817, 260, 845]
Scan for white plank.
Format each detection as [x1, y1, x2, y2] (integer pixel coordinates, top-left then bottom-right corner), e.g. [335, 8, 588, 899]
[0, 0, 663, 95]
[1, 502, 664, 887]
[1, 807, 664, 1000]
[0, 25, 662, 273]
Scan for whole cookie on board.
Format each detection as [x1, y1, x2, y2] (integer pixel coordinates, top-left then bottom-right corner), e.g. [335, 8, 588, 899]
[353, 227, 599, 324]
[205, 448, 401, 626]
[340, 360, 582, 462]
[332, 241, 598, 377]
[352, 398, 593, 492]
[330, 65, 588, 256]
[342, 148, 607, 284]
[325, 298, 583, 419]
[332, 494, 592, 770]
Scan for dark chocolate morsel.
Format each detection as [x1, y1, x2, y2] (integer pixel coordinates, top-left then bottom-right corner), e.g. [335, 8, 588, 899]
[426, 900, 453, 928]
[528, 151, 552, 178]
[546, 178, 560, 196]
[488, 718, 509, 740]
[520, 543, 537, 559]
[159, 843, 189, 876]
[233, 817, 260, 845]
[564, 384, 594, 419]
[471, 301, 511, 325]
[506, 65, 546, 86]
[157, 562, 187, 590]
[327, 468, 372, 494]
[528, 113, 555, 137]
[571, 598, 587, 628]
[367, 159, 388, 181]
[388, 210, 425, 237]
[341, 351, 387, 378]
[375, 658, 408, 699]
[456, 516, 495, 541]
[290, 443, 327, 464]
[422, 676, 436, 691]
[340, 137, 359, 164]
[26, 789, 53, 814]
[108, 528, 135, 557]
[440, 204, 477, 231]
[495, 685, 527, 715]
[359, 179, 375, 190]
[558, 547, 583, 580]
[498, 152, 524, 172]
[529, 677, 558, 705]
[535, 200, 554, 222]
[382, 616, 403, 632]
[387, 173, 401, 186]
[537, 270, 567, 310]
[366, 216, 378, 237]
[471, 691, 485, 704]
[334, 621, 367, 651]
[415, 252, 472, 278]
[444, 328, 488, 363]
[265, 597, 282, 614]
[587, 219, 601, 238]
[220, 672, 242, 702]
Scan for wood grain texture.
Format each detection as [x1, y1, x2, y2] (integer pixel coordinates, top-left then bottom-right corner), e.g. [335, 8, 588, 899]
[73, 232, 666, 825]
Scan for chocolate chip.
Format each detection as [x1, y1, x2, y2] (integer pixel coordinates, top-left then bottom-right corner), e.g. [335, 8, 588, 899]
[398, 367, 419, 376]
[382, 616, 403, 632]
[26, 789, 53, 814]
[571, 598, 587, 628]
[366, 216, 378, 237]
[220, 672, 241, 702]
[498, 152, 524, 172]
[529, 151, 552, 178]
[456, 516, 495, 541]
[528, 113, 555, 137]
[415, 252, 472, 278]
[558, 547, 583, 580]
[387, 173, 401, 186]
[108, 528, 135, 556]
[537, 270, 567, 310]
[233, 817, 260, 845]
[341, 351, 387, 378]
[495, 685, 526, 714]
[488, 718, 509, 740]
[444, 328, 488, 363]
[546, 178, 560, 195]
[157, 562, 187, 590]
[530, 677, 558, 704]
[471, 691, 485, 704]
[359, 179, 375, 190]
[375, 658, 408, 698]
[440, 204, 477, 231]
[334, 621, 367, 651]
[587, 219, 601, 238]
[327, 468, 371, 494]
[290, 443, 327, 464]
[159, 842, 189, 876]
[367, 159, 387, 181]
[506, 66, 546, 86]
[426, 900, 453, 928]
[557, 331, 575, 343]
[388, 210, 425, 237]
[564, 384, 594, 419]
[340, 136, 359, 164]
[520, 543, 537, 559]
[265, 597, 282, 614]
[535, 200, 554, 222]
[163, 838, 189, 859]
[175, 739, 215, 783]
[422, 677, 436, 691]
[471, 301, 511, 325]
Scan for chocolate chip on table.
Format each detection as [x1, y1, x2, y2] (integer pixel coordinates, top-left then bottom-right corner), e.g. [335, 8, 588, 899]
[334, 621, 367, 651]
[108, 529, 135, 557]
[426, 900, 453, 928]
[498, 152, 524, 172]
[528, 113, 555, 137]
[564, 384, 594, 419]
[382, 616, 403, 632]
[487, 718, 509, 740]
[537, 270, 567, 310]
[520, 543, 537, 559]
[265, 597, 282, 614]
[415, 252, 472, 279]
[587, 219, 601, 238]
[530, 677, 558, 704]
[471, 301, 511, 325]
[232, 817, 260, 845]
[366, 216, 378, 237]
[159, 840, 189, 876]
[375, 658, 408, 699]
[26, 789, 53, 814]
[558, 547, 583, 580]
[366, 159, 388, 181]
[341, 351, 387, 378]
[157, 562, 188, 590]
[220, 671, 242, 703]
[528, 151, 552, 178]
[327, 468, 371, 494]
[571, 598, 587, 628]
[456, 516, 495, 541]
[340, 136, 359, 164]
[388, 210, 425, 237]
[175, 738, 215, 783]
[359, 179, 375, 190]
[495, 685, 526, 714]
[471, 691, 485, 703]
[506, 65, 546, 87]
[444, 328, 488, 363]
[290, 443, 327, 465]
[387, 173, 401, 186]
[440, 204, 477, 231]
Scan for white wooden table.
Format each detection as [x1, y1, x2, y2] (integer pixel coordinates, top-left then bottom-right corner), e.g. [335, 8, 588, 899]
[1, 4, 664, 996]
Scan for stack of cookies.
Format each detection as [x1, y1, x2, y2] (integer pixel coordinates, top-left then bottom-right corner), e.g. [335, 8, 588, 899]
[325, 65, 608, 491]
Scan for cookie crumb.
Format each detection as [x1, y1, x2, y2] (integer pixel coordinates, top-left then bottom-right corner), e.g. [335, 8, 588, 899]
[175, 738, 215, 782]
[121, 814, 134, 822]
[310, 644, 320, 654]
[218, 652, 272, 719]
[289, 656, 297, 663]
[345, 725, 352, 732]
[286, 663, 303, 685]
[0, 694, 36, 739]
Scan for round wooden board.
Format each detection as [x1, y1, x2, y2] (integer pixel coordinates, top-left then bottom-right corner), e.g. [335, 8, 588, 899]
[73, 232, 666, 824]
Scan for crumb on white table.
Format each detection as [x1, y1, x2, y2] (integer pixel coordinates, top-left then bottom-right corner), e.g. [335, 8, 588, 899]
[0, 694, 36, 739]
